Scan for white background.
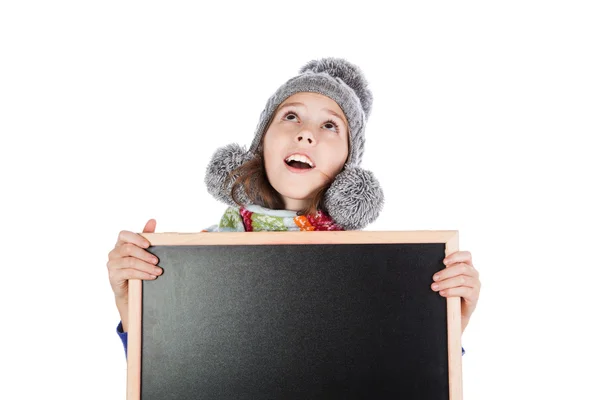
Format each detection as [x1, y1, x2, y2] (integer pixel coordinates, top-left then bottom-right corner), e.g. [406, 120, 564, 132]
[1, 1, 598, 399]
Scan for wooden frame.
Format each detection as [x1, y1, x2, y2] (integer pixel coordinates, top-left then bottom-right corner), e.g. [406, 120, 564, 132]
[126, 230, 462, 399]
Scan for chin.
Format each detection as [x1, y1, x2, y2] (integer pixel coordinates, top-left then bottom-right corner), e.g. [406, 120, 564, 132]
[269, 179, 318, 200]
[268, 172, 327, 201]
[276, 187, 315, 201]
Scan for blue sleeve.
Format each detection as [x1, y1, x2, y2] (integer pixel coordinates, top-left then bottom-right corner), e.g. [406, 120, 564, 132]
[462, 347, 465, 356]
[117, 321, 128, 359]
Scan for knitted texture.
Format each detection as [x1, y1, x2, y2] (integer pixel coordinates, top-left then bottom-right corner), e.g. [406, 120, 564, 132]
[248, 57, 371, 167]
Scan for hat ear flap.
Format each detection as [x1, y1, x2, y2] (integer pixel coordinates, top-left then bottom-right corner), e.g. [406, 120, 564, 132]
[323, 165, 384, 230]
[204, 143, 255, 207]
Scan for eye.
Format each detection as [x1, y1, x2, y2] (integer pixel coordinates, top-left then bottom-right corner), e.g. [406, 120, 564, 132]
[282, 111, 340, 133]
[323, 120, 339, 133]
[283, 111, 298, 121]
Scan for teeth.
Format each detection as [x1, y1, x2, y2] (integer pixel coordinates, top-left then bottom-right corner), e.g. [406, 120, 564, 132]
[285, 154, 314, 168]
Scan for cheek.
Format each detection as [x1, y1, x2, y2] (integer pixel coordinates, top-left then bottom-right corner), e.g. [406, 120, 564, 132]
[263, 129, 282, 153]
[262, 135, 274, 159]
[322, 140, 348, 170]
[262, 140, 280, 176]
[263, 152, 276, 175]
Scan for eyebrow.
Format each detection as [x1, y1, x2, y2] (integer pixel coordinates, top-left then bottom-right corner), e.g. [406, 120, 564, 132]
[279, 102, 346, 124]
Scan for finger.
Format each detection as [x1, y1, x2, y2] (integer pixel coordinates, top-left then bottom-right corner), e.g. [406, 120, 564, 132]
[431, 275, 478, 292]
[118, 242, 159, 264]
[443, 250, 473, 267]
[110, 267, 159, 282]
[439, 286, 478, 300]
[143, 219, 156, 233]
[108, 240, 157, 263]
[107, 256, 163, 276]
[125, 243, 158, 266]
[115, 229, 151, 249]
[433, 262, 477, 282]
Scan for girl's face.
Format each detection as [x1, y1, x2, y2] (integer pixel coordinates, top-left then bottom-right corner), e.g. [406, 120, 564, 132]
[263, 92, 349, 211]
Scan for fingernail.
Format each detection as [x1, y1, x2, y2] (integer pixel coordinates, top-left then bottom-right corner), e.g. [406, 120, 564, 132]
[432, 283, 439, 290]
[434, 274, 440, 281]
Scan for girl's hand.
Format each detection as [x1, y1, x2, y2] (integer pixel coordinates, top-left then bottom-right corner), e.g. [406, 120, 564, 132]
[430, 250, 480, 332]
[106, 219, 163, 302]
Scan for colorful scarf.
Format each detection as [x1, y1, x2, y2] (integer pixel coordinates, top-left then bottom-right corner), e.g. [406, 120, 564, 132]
[202, 204, 344, 232]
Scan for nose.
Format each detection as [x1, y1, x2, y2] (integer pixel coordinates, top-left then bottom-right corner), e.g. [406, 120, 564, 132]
[295, 128, 316, 145]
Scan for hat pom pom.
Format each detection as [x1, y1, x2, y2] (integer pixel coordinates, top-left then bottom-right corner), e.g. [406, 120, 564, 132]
[204, 143, 254, 206]
[299, 57, 373, 120]
[323, 165, 384, 230]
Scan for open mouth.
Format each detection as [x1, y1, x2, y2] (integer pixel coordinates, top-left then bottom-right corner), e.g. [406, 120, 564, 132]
[285, 160, 313, 169]
[284, 154, 315, 170]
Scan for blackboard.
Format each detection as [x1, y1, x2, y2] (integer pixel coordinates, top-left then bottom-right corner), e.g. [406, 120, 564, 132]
[126, 231, 462, 400]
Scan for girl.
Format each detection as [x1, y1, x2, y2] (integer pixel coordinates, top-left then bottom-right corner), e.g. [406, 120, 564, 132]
[107, 57, 481, 358]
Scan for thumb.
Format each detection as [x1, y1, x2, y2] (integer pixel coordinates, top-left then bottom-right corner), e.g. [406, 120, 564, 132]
[143, 219, 157, 233]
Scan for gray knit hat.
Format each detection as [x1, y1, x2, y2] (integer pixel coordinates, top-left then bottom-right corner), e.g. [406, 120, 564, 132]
[204, 57, 384, 230]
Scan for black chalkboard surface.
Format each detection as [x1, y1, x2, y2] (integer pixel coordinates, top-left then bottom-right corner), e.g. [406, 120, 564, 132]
[126, 231, 462, 400]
